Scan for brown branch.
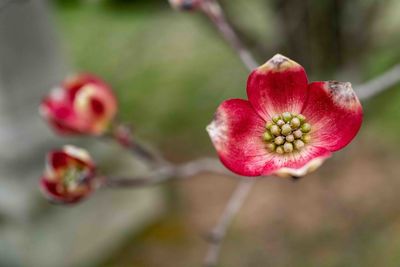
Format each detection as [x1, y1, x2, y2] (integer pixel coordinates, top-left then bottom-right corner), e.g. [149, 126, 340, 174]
[104, 157, 236, 188]
[203, 179, 255, 267]
[103, 123, 168, 167]
[129, 141, 169, 166]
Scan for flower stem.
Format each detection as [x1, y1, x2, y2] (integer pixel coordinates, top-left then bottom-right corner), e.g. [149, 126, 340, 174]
[200, 0, 258, 70]
[203, 179, 255, 267]
[129, 141, 168, 166]
[107, 122, 168, 167]
[103, 157, 236, 188]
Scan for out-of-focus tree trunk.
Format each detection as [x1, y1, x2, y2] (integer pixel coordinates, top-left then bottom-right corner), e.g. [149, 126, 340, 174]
[269, 0, 383, 77]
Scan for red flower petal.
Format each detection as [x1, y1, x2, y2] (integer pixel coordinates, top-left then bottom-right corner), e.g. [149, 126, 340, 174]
[40, 178, 90, 204]
[302, 81, 363, 151]
[48, 151, 69, 172]
[247, 54, 308, 120]
[207, 99, 278, 176]
[40, 88, 86, 135]
[73, 84, 117, 134]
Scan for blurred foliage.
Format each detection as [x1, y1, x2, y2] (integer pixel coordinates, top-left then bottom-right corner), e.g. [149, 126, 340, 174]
[53, 0, 248, 160]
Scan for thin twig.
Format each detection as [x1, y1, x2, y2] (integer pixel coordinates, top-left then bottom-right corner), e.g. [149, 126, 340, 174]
[103, 123, 168, 167]
[203, 179, 255, 267]
[129, 141, 169, 166]
[355, 63, 400, 100]
[200, 0, 258, 70]
[104, 157, 235, 187]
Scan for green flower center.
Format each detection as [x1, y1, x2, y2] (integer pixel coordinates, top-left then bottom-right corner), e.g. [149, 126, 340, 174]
[262, 112, 311, 154]
[63, 166, 87, 190]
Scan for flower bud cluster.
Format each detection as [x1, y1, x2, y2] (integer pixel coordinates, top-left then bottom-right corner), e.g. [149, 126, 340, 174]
[262, 112, 311, 154]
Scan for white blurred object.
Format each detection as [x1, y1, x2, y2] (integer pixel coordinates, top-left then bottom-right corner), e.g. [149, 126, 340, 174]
[0, 0, 63, 220]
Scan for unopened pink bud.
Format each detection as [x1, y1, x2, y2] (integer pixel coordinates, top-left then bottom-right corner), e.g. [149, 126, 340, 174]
[40, 73, 117, 136]
[40, 145, 97, 204]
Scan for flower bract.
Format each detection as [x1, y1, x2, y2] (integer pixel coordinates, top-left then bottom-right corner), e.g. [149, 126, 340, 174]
[207, 54, 363, 178]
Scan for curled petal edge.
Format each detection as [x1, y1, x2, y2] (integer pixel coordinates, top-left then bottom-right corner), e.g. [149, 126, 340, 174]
[273, 152, 331, 178]
[62, 145, 93, 165]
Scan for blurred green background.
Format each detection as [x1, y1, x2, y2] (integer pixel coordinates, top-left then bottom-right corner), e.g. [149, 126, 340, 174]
[4, 0, 400, 266]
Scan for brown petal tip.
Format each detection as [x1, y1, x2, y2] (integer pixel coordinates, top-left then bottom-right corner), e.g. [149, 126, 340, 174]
[326, 81, 361, 110]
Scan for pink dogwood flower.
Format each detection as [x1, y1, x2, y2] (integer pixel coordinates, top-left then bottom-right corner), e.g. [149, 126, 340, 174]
[207, 54, 363, 178]
[40, 145, 97, 204]
[40, 73, 117, 136]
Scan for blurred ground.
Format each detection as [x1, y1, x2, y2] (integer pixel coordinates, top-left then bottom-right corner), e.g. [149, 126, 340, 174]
[97, 133, 400, 267]
[21, 0, 400, 266]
